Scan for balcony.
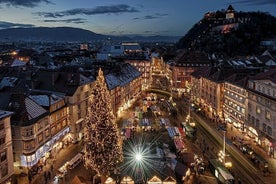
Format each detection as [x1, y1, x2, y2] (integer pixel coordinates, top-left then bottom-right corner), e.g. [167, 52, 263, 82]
[21, 134, 35, 141]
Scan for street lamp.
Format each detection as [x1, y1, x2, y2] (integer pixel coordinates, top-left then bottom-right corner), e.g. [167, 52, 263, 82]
[218, 129, 226, 164]
[217, 129, 232, 168]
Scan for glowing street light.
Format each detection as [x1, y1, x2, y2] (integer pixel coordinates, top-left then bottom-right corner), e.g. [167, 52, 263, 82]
[121, 136, 157, 183]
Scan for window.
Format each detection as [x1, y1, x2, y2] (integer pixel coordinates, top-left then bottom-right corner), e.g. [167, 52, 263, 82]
[257, 85, 261, 91]
[256, 107, 261, 114]
[23, 141, 35, 150]
[37, 121, 43, 129]
[51, 126, 56, 134]
[241, 108, 245, 114]
[0, 151, 7, 162]
[255, 119, 259, 129]
[1, 163, 8, 178]
[265, 99, 271, 107]
[265, 111, 271, 120]
[263, 123, 267, 132]
[267, 89, 270, 95]
[0, 123, 4, 131]
[23, 128, 33, 136]
[252, 116, 255, 126]
[248, 81, 253, 89]
[38, 133, 43, 143]
[247, 114, 251, 122]
[57, 123, 61, 131]
[45, 129, 50, 137]
[248, 102, 252, 111]
[62, 120, 67, 127]
[0, 137, 5, 146]
[268, 126, 272, 136]
[56, 112, 60, 120]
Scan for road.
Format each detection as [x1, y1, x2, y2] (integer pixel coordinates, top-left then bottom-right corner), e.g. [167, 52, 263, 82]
[192, 111, 272, 184]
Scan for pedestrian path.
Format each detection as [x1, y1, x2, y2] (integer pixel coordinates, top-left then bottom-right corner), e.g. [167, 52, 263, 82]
[15, 143, 83, 184]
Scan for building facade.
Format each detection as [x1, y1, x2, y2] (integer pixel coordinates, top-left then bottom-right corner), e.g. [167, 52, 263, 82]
[0, 110, 14, 184]
[224, 81, 247, 131]
[247, 69, 276, 158]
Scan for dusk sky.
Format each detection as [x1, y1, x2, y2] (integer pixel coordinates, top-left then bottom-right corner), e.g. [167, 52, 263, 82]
[0, 0, 275, 36]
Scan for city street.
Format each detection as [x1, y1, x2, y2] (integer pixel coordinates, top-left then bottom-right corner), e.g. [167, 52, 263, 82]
[191, 109, 276, 184]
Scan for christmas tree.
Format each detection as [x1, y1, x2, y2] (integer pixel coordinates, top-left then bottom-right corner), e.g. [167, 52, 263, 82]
[83, 68, 123, 182]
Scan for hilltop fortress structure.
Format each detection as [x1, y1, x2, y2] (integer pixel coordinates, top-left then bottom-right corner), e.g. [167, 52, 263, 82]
[204, 5, 251, 34]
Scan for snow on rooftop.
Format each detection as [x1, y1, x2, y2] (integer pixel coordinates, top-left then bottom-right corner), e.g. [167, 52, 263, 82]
[29, 94, 62, 107]
[245, 60, 252, 65]
[80, 74, 93, 85]
[11, 59, 26, 67]
[25, 97, 47, 120]
[0, 77, 18, 90]
[0, 110, 13, 119]
[105, 64, 141, 90]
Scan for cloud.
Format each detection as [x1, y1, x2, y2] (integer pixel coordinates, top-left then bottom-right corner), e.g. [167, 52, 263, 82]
[230, 0, 276, 5]
[0, 21, 35, 29]
[133, 13, 168, 20]
[36, 4, 139, 18]
[0, 0, 51, 7]
[43, 18, 87, 24]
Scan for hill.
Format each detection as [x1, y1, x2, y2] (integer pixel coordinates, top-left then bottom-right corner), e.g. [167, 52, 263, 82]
[176, 9, 276, 57]
[0, 27, 110, 42]
[0, 27, 179, 43]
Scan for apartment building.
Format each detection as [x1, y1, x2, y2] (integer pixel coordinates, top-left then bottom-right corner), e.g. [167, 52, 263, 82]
[168, 52, 210, 96]
[8, 94, 49, 167]
[247, 68, 276, 158]
[29, 93, 70, 157]
[124, 58, 151, 90]
[224, 78, 247, 131]
[0, 110, 14, 184]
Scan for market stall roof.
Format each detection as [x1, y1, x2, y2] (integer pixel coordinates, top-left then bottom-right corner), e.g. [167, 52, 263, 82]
[70, 176, 87, 184]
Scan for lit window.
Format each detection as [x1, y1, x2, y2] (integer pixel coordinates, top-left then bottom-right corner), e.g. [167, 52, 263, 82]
[256, 107, 261, 114]
[38, 133, 43, 143]
[265, 111, 271, 120]
[45, 129, 50, 137]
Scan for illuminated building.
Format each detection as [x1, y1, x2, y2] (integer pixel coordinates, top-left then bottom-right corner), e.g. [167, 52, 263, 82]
[0, 110, 14, 184]
[247, 68, 276, 158]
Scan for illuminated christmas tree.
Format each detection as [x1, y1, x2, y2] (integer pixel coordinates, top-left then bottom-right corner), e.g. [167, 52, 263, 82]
[84, 68, 123, 182]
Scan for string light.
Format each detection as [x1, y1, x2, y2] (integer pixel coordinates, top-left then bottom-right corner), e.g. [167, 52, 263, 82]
[83, 68, 123, 178]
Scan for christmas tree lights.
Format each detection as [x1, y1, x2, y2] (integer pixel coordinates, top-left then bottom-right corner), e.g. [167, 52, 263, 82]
[83, 68, 123, 181]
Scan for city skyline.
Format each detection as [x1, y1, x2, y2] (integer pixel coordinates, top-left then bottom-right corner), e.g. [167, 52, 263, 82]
[0, 0, 276, 37]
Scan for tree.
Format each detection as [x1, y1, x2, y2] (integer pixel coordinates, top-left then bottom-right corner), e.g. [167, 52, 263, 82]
[83, 68, 123, 183]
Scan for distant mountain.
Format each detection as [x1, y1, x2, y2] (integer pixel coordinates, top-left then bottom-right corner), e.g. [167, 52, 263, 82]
[0, 27, 179, 43]
[0, 27, 107, 42]
[128, 35, 181, 43]
[176, 10, 276, 56]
